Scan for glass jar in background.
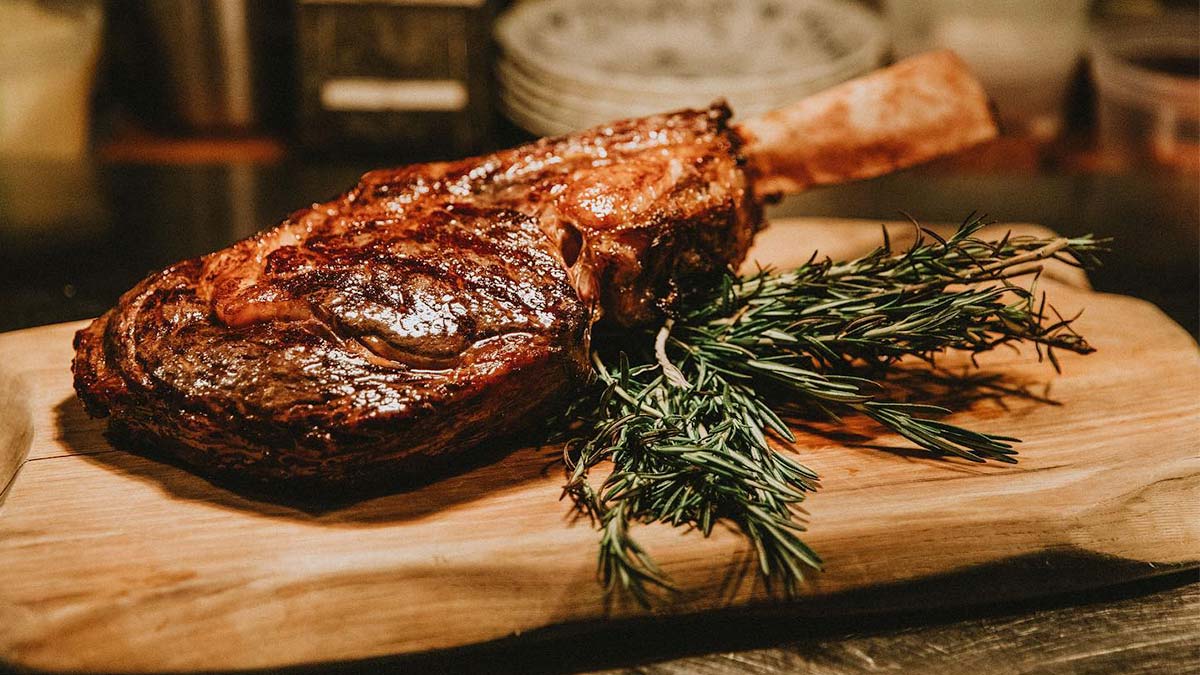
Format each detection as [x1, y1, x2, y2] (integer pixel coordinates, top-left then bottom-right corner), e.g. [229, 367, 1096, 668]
[1091, 16, 1199, 172]
[0, 1, 106, 240]
[0, 0, 103, 160]
[883, 0, 1090, 140]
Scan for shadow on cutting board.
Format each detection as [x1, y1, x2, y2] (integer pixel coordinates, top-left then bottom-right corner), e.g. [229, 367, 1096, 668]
[55, 361, 1059, 526]
[53, 395, 566, 525]
[780, 365, 1062, 463]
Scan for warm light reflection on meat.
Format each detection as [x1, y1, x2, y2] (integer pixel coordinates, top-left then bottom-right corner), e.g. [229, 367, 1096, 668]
[72, 52, 999, 484]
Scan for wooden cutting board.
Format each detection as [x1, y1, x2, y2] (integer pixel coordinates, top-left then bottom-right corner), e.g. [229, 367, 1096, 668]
[1, 219, 1197, 673]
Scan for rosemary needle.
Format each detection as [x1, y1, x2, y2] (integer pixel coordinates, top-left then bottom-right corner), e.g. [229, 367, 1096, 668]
[559, 215, 1105, 605]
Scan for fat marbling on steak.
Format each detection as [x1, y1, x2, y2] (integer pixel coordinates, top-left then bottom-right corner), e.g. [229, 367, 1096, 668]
[73, 52, 997, 485]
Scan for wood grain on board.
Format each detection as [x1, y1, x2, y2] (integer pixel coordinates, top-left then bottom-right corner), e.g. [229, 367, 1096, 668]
[0, 219, 1197, 673]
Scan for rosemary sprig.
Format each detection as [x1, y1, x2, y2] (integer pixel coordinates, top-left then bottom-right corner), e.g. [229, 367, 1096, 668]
[561, 216, 1105, 604]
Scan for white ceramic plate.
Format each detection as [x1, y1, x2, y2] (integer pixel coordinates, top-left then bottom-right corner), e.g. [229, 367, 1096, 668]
[495, 0, 886, 134]
[495, 0, 886, 94]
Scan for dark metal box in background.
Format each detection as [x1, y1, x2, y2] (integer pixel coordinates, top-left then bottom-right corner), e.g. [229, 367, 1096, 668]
[296, 0, 499, 157]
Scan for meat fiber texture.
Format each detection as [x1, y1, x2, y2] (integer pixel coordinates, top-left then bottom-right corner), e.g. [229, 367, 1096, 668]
[73, 105, 759, 485]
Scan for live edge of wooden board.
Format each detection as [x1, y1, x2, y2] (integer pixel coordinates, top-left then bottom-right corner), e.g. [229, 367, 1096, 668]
[0, 219, 1197, 674]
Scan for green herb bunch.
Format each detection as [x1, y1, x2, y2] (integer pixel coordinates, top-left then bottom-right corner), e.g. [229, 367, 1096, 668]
[559, 216, 1105, 605]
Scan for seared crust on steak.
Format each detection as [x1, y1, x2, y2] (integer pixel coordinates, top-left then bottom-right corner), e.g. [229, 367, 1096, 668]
[485, 103, 759, 326]
[73, 209, 589, 484]
[72, 104, 753, 485]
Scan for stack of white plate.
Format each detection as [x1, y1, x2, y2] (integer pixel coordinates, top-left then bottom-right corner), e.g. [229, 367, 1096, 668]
[495, 0, 888, 136]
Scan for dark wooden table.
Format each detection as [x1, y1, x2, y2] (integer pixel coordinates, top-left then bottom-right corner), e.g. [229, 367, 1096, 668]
[0, 159, 1195, 674]
[361, 571, 1197, 674]
[583, 574, 1199, 675]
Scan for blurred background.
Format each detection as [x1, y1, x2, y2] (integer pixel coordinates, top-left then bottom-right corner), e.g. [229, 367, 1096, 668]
[0, 0, 1197, 334]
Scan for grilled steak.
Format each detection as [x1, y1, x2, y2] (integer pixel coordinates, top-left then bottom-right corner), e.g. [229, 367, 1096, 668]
[73, 106, 753, 484]
[74, 206, 590, 484]
[73, 53, 997, 486]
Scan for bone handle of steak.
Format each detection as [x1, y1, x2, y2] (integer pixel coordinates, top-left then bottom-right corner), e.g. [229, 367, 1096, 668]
[737, 50, 998, 196]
